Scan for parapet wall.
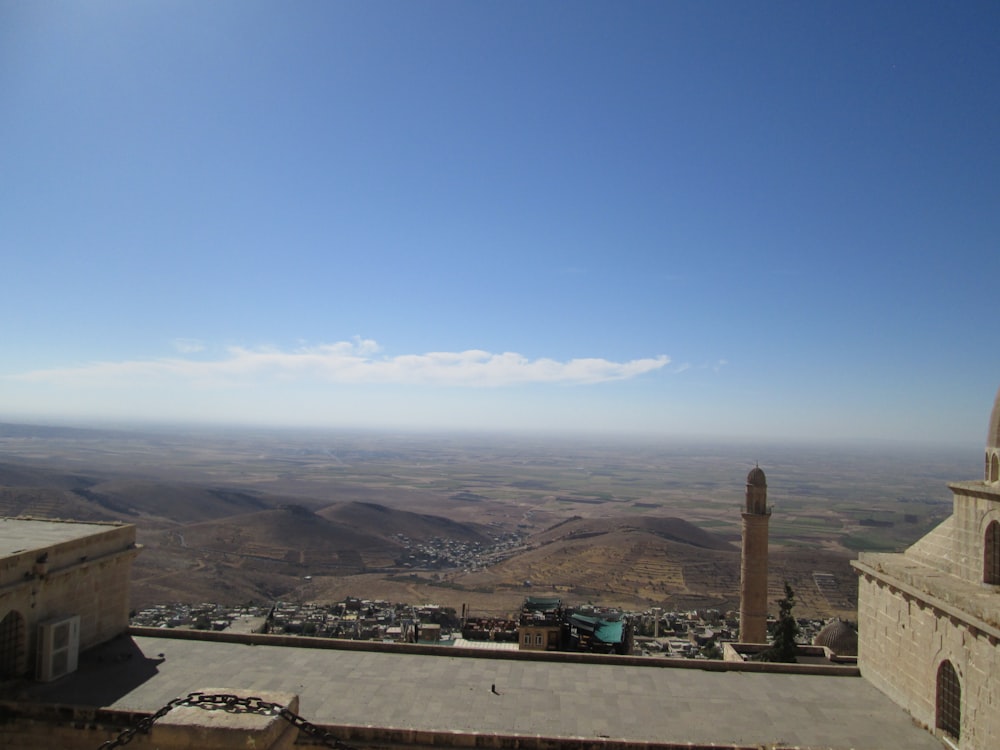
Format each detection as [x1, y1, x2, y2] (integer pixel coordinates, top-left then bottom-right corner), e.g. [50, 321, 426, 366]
[0, 520, 135, 588]
[0, 699, 797, 750]
[0, 702, 148, 750]
[127, 625, 860, 676]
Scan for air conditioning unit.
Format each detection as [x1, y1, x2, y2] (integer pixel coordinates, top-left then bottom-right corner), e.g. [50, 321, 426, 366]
[36, 615, 80, 682]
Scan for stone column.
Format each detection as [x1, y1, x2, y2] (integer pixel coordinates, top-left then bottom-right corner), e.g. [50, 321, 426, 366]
[739, 513, 769, 642]
[739, 467, 770, 644]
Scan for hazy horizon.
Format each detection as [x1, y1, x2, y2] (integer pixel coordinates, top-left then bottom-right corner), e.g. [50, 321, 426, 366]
[0, 413, 984, 463]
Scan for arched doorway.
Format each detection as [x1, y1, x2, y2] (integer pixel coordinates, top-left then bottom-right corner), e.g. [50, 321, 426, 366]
[0, 610, 26, 679]
[936, 660, 961, 742]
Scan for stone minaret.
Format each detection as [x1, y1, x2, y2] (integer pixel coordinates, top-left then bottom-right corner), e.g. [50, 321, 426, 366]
[739, 465, 770, 643]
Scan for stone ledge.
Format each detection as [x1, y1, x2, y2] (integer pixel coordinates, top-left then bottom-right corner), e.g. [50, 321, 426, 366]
[853, 556, 1000, 637]
[328, 724, 767, 750]
[947, 481, 1000, 502]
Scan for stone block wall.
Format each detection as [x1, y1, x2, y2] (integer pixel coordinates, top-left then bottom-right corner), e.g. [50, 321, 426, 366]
[904, 517, 953, 571]
[517, 625, 560, 650]
[0, 522, 138, 678]
[39, 544, 136, 650]
[857, 572, 999, 750]
[949, 484, 1000, 585]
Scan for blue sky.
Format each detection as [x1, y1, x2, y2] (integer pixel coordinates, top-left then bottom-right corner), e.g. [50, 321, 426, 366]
[1, 1, 998, 444]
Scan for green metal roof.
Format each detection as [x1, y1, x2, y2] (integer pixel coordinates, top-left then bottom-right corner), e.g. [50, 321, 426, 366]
[569, 614, 624, 644]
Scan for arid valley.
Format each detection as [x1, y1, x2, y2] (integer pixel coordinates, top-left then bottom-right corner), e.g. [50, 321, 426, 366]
[0, 422, 974, 620]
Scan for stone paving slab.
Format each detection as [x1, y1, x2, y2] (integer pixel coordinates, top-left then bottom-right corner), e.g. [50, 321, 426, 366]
[21, 635, 944, 750]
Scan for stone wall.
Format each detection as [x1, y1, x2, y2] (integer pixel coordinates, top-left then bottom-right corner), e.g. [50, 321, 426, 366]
[0, 704, 142, 750]
[518, 625, 560, 650]
[949, 483, 1000, 584]
[904, 517, 953, 571]
[0, 523, 138, 678]
[856, 569, 1000, 750]
[129, 624, 860, 675]
[0, 700, 810, 750]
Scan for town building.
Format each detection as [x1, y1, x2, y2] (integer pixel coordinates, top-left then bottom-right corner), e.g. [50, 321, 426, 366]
[516, 595, 562, 650]
[566, 609, 631, 654]
[0, 518, 138, 682]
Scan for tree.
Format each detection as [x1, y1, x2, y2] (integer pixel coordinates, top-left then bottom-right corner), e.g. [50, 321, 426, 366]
[758, 582, 799, 663]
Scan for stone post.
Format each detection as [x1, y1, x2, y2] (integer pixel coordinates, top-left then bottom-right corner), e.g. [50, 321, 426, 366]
[149, 688, 300, 750]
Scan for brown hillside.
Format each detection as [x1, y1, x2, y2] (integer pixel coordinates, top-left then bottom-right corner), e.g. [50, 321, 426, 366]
[0, 486, 117, 522]
[0, 461, 102, 491]
[175, 505, 401, 568]
[533, 515, 736, 551]
[0, 461, 279, 526]
[448, 520, 856, 619]
[317, 501, 494, 543]
[133, 502, 502, 610]
[69, 479, 275, 524]
[458, 527, 738, 610]
[131, 504, 408, 607]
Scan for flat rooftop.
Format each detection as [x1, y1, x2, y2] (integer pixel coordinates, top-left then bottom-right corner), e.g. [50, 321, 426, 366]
[15, 633, 944, 750]
[0, 517, 121, 556]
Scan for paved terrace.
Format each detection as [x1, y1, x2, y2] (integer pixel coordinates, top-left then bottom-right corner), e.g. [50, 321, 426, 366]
[14, 630, 943, 750]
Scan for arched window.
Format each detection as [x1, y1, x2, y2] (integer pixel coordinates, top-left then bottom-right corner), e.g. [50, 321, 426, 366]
[936, 660, 961, 741]
[992, 453, 999, 483]
[0, 610, 26, 679]
[985, 521, 1000, 585]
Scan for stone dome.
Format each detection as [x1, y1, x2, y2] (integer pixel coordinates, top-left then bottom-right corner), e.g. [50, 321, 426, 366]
[813, 619, 858, 656]
[746, 466, 767, 487]
[988, 386, 1000, 449]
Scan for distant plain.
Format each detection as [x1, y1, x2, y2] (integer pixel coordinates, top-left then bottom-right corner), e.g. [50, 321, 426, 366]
[0, 422, 975, 620]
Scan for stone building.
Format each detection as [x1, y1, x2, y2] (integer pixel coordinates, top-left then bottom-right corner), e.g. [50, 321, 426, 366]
[517, 596, 562, 651]
[853, 387, 1000, 750]
[739, 465, 770, 643]
[0, 518, 139, 681]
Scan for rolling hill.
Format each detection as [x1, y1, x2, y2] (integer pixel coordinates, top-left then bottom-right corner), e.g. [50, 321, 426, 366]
[317, 501, 494, 544]
[532, 515, 737, 550]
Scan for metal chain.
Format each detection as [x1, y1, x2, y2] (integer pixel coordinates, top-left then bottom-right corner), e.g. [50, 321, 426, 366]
[99, 691, 356, 749]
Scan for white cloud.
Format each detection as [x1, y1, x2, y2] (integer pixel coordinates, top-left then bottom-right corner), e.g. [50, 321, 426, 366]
[171, 338, 206, 354]
[11, 339, 670, 388]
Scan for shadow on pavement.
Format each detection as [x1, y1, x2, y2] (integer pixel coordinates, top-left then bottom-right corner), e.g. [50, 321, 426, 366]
[12, 633, 164, 707]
